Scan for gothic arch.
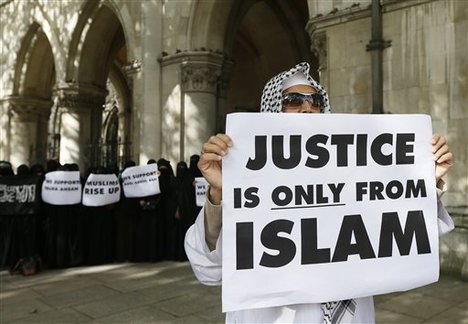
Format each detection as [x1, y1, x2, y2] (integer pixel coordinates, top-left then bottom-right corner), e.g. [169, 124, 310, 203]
[76, 6, 125, 88]
[66, 0, 136, 82]
[65, 0, 100, 82]
[12, 23, 55, 98]
[7, 21, 55, 165]
[188, 0, 313, 132]
[60, 2, 131, 168]
[188, 0, 237, 51]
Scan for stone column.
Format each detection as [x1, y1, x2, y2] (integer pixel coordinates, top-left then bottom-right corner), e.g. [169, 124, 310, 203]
[121, 60, 141, 164]
[0, 100, 11, 161]
[137, 0, 163, 164]
[5, 96, 51, 167]
[53, 83, 107, 171]
[181, 58, 222, 161]
[160, 51, 225, 163]
[310, 31, 329, 89]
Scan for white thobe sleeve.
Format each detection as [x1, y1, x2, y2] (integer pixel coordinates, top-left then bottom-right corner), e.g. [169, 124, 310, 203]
[436, 182, 455, 236]
[185, 200, 223, 286]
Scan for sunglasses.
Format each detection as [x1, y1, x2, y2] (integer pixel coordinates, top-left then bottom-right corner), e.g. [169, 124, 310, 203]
[281, 92, 325, 108]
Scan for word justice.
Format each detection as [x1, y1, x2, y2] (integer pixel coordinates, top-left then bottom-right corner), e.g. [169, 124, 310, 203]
[246, 133, 415, 170]
[235, 211, 431, 270]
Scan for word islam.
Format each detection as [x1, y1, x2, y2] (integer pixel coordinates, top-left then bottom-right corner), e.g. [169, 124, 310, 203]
[235, 210, 431, 270]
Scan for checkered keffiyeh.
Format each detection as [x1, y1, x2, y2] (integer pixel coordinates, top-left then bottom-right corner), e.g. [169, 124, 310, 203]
[322, 300, 357, 324]
[260, 62, 356, 323]
[260, 62, 331, 114]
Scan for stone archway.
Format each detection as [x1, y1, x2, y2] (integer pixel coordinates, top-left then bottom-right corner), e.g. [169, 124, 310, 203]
[56, 3, 131, 170]
[223, 0, 314, 125]
[188, 0, 314, 133]
[160, 0, 314, 162]
[8, 23, 55, 167]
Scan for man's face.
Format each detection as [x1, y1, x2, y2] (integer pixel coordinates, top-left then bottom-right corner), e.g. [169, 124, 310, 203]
[281, 84, 321, 114]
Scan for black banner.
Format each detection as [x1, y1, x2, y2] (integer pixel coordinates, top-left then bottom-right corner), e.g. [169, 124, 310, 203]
[0, 175, 42, 215]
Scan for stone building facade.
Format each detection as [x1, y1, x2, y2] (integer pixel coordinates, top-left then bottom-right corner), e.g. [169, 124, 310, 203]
[1, 0, 467, 278]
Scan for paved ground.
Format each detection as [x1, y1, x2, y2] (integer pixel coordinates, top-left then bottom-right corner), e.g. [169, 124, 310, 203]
[1, 261, 467, 323]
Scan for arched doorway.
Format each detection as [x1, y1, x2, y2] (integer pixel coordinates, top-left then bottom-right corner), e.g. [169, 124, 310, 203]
[225, 0, 313, 114]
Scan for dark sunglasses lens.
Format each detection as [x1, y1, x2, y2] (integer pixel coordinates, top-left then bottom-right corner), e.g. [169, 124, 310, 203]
[310, 93, 324, 107]
[282, 94, 305, 107]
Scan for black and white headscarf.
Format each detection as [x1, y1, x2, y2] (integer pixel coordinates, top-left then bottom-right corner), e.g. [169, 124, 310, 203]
[260, 62, 331, 114]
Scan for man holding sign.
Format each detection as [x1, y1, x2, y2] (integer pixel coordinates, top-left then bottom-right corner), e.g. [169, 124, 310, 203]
[185, 62, 454, 323]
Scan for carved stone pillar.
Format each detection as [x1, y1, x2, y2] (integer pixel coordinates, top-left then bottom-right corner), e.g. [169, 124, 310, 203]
[0, 100, 11, 161]
[120, 59, 141, 164]
[6, 96, 52, 167]
[53, 83, 107, 171]
[160, 51, 225, 163]
[310, 31, 328, 89]
[180, 54, 225, 162]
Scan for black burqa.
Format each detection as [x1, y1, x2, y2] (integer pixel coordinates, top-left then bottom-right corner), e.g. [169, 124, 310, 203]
[156, 159, 178, 261]
[82, 166, 115, 265]
[189, 154, 203, 216]
[173, 161, 197, 261]
[6, 165, 42, 269]
[114, 160, 139, 262]
[132, 159, 165, 262]
[0, 162, 16, 268]
[42, 163, 84, 268]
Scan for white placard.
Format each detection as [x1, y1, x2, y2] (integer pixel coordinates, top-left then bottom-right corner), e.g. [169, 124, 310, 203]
[222, 113, 438, 312]
[195, 177, 209, 207]
[121, 164, 161, 198]
[82, 173, 121, 206]
[41, 171, 82, 205]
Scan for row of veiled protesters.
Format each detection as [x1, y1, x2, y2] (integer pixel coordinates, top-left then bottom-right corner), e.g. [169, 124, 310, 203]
[0, 155, 202, 271]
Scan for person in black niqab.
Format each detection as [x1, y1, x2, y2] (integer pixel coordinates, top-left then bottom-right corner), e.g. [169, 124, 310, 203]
[173, 161, 197, 261]
[43, 162, 83, 268]
[0, 161, 14, 176]
[0, 161, 15, 268]
[82, 166, 115, 265]
[157, 158, 178, 260]
[132, 159, 165, 262]
[114, 160, 139, 262]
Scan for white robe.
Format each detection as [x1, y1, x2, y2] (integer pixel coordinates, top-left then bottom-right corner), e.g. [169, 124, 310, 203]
[185, 188, 454, 324]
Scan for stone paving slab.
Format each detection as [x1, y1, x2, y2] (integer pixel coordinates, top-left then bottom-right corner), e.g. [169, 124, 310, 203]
[377, 291, 454, 320]
[31, 276, 103, 297]
[375, 308, 422, 324]
[156, 291, 222, 317]
[1, 297, 55, 322]
[73, 290, 157, 319]
[1, 262, 467, 324]
[412, 276, 468, 303]
[424, 306, 468, 324]
[40, 285, 119, 309]
[7, 308, 92, 323]
[88, 305, 176, 323]
[0, 287, 43, 303]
